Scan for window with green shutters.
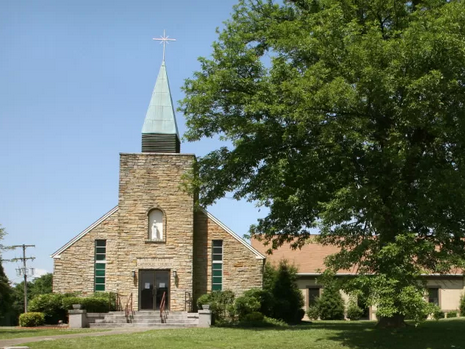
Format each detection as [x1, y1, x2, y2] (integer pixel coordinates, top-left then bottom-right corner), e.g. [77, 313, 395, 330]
[212, 240, 223, 291]
[94, 240, 106, 291]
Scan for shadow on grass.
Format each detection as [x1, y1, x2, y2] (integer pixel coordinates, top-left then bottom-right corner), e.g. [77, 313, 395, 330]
[217, 318, 465, 349]
[316, 319, 465, 349]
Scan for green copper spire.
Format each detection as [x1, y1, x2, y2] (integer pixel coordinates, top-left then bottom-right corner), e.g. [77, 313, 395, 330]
[142, 32, 180, 153]
[142, 61, 179, 136]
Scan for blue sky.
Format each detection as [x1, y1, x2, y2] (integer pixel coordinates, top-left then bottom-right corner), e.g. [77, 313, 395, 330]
[0, 0, 268, 283]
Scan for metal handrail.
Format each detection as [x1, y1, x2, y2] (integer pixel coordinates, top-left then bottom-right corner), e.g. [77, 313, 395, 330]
[125, 293, 134, 323]
[160, 291, 167, 323]
[185, 291, 192, 312]
[112, 292, 123, 311]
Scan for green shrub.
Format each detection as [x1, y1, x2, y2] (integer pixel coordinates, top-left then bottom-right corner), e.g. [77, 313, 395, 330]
[346, 298, 364, 320]
[317, 286, 345, 320]
[19, 312, 45, 327]
[433, 308, 445, 320]
[307, 305, 320, 320]
[61, 296, 83, 311]
[196, 290, 235, 322]
[242, 288, 275, 318]
[233, 315, 288, 328]
[235, 295, 261, 320]
[447, 310, 458, 318]
[263, 260, 304, 324]
[81, 297, 109, 313]
[244, 311, 264, 322]
[92, 292, 117, 311]
[62, 296, 109, 313]
[29, 293, 66, 324]
[460, 294, 465, 317]
[196, 294, 212, 309]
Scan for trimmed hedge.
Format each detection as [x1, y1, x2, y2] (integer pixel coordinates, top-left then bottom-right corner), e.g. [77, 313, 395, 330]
[19, 312, 45, 327]
[29, 293, 113, 324]
[29, 294, 66, 324]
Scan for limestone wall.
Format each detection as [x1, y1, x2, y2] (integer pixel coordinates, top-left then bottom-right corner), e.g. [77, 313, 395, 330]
[193, 210, 264, 304]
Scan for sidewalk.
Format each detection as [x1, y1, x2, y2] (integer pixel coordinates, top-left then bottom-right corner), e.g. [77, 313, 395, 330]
[0, 327, 153, 348]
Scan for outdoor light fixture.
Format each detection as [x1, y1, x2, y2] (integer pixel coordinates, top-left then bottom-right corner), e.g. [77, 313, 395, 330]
[173, 270, 177, 278]
[131, 270, 136, 278]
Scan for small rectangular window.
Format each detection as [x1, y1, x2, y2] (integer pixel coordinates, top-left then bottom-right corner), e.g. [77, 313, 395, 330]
[94, 240, 106, 292]
[308, 288, 320, 307]
[212, 240, 223, 291]
[428, 288, 439, 305]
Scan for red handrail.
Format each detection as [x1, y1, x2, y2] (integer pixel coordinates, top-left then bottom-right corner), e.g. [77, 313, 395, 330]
[160, 291, 167, 323]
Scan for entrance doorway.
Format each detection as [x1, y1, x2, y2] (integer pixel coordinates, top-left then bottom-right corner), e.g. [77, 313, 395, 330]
[139, 270, 170, 310]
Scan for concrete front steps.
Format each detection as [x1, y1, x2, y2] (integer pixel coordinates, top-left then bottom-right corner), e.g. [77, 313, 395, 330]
[89, 311, 199, 328]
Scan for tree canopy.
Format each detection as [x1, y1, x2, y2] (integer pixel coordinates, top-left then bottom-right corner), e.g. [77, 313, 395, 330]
[181, 0, 465, 325]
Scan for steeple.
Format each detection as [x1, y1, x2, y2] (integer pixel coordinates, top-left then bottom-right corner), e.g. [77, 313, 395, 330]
[142, 32, 180, 153]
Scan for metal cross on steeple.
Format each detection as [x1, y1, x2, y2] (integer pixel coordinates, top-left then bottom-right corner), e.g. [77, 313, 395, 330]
[153, 30, 176, 61]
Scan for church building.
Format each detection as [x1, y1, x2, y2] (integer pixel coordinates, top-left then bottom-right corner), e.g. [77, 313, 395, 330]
[51, 52, 265, 312]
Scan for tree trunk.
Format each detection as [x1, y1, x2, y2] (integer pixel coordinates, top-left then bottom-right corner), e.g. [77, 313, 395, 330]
[376, 314, 408, 328]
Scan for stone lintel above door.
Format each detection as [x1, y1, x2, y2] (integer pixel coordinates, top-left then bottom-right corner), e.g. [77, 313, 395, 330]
[136, 257, 174, 269]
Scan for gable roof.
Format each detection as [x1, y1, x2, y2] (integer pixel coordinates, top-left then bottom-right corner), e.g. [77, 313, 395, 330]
[201, 208, 265, 260]
[50, 206, 118, 258]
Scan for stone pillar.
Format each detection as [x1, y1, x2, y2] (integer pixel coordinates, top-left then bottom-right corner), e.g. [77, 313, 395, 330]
[68, 309, 88, 328]
[198, 310, 212, 327]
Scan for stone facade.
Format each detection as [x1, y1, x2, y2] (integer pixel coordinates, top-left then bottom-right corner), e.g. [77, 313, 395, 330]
[52, 152, 265, 311]
[116, 153, 195, 311]
[193, 210, 264, 302]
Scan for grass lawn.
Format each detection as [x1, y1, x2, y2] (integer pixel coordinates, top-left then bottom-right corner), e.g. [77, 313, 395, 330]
[19, 318, 465, 349]
[0, 328, 108, 340]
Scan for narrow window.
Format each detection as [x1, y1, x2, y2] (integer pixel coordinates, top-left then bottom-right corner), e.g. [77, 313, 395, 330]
[308, 288, 320, 307]
[94, 240, 106, 291]
[428, 288, 439, 305]
[212, 240, 223, 291]
[148, 209, 164, 241]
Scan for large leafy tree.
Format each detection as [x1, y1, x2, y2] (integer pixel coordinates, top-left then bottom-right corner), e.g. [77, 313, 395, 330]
[181, 0, 465, 326]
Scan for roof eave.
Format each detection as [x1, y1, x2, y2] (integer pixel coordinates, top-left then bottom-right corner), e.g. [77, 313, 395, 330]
[201, 208, 266, 260]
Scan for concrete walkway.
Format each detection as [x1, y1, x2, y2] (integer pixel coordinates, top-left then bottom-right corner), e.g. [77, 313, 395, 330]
[0, 327, 157, 348]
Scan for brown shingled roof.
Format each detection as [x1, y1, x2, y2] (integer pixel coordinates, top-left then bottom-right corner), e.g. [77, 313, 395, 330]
[251, 237, 464, 275]
[251, 237, 358, 274]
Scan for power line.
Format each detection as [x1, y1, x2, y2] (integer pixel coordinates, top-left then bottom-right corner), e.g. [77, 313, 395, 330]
[4, 244, 35, 312]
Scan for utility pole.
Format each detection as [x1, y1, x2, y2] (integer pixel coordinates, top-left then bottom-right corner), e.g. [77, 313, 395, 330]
[10, 244, 35, 313]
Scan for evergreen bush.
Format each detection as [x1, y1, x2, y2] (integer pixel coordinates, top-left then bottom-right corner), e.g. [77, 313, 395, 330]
[346, 298, 364, 320]
[317, 286, 345, 320]
[242, 288, 275, 318]
[264, 260, 304, 324]
[19, 312, 45, 327]
[459, 294, 465, 317]
[447, 310, 458, 318]
[306, 304, 320, 320]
